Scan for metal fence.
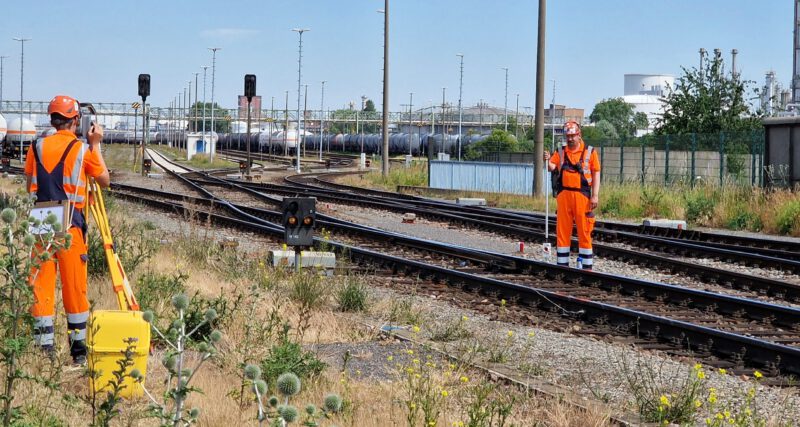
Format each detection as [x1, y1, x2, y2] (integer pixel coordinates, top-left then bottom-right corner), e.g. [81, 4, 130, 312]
[584, 131, 765, 186]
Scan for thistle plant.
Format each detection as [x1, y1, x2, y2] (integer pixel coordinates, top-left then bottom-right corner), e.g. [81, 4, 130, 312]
[0, 196, 68, 425]
[244, 367, 342, 426]
[138, 294, 221, 426]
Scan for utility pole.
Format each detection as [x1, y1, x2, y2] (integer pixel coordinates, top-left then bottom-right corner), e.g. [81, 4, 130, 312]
[408, 92, 413, 157]
[379, 0, 390, 176]
[699, 48, 706, 80]
[441, 87, 446, 155]
[515, 93, 520, 140]
[208, 47, 221, 161]
[319, 80, 326, 161]
[794, 0, 800, 103]
[303, 83, 308, 158]
[0, 56, 7, 115]
[193, 73, 199, 132]
[292, 28, 309, 173]
[479, 99, 484, 133]
[533, 0, 546, 197]
[12, 37, 30, 162]
[501, 67, 509, 132]
[201, 65, 209, 153]
[284, 89, 289, 156]
[456, 53, 464, 161]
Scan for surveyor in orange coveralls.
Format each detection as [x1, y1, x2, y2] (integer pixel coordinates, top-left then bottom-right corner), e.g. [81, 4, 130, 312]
[25, 95, 109, 365]
[543, 120, 601, 270]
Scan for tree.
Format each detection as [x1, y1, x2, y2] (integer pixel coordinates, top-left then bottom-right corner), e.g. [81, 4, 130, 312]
[361, 99, 379, 133]
[589, 98, 641, 137]
[595, 120, 619, 140]
[189, 102, 230, 133]
[655, 54, 761, 135]
[464, 129, 519, 160]
[328, 109, 358, 134]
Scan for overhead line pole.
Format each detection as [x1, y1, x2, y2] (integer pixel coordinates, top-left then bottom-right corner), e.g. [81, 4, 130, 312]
[533, 0, 546, 197]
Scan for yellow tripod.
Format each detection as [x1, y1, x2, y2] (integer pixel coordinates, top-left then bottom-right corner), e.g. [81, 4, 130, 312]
[86, 179, 140, 311]
[85, 179, 149, 398]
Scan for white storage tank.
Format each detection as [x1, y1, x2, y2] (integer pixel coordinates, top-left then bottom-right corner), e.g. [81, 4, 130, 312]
[7, 117, 36, 142]
[624, 74, 675, 97]
[0, 113, 6, 141]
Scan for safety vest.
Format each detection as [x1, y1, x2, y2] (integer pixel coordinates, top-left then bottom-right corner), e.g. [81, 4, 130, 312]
[553, 145, 593, 199]
[30, 137, 88, 231]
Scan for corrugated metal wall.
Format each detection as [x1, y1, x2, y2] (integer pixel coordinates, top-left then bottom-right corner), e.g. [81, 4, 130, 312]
[429, 161, 543, 195]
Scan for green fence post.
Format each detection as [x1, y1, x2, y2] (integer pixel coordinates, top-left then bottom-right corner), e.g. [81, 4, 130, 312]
[640, 139, 645, 185]
[691, 133, 696, 188]
[664, 135, 670, 185]
[599, 139, 605, 183]
[719, 132, 725, 186]
[750, 131, 756, 187]
[619, 137, 624, 183]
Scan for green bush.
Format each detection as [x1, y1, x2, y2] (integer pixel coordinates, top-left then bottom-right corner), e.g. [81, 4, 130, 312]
[640, 186, 667, 217]
[260, 326, 325, 385]
[600, 191, 624, 217]
[776, 200, 800, 235]
[136, 272, 188, 315]
[336, 277, 369, 312]
[684, 193, 716, 224]
[724, 207, 762, 231]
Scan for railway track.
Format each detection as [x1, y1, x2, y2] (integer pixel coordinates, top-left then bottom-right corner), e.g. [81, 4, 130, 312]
[112, 154, 800, 378]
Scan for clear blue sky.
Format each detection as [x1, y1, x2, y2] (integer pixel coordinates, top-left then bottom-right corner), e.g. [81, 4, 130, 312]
[0, 0, 792, 114]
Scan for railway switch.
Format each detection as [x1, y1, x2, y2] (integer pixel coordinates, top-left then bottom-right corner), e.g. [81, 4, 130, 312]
[282, 197, 316, 247]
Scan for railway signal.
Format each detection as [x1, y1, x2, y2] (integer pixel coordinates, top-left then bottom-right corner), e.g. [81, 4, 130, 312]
[282, 197, 316, 271]
[243, 74, 256, 176]
[138, 74, 151, 176]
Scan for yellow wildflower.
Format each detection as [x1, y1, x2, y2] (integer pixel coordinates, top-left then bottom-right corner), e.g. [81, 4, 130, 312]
[528, 331, 535, 338]
[659, 395, 670, 407]
[449, 363, 456, 370]
[428, 422, 436, 427]
[753, 370, 763, 379]
[500, 299, 506, 307]
[507, 330, 514, 338]
[705, 418, 712, 426]
[745, 408, 752, 416]
[708, 394, 717, 404]
[406, 349, 414, 355]
[461, 315, 468, 321]
[460, 376, 469, 383]
[697, 370, 706, 379]
[406, 367, 414, 374]
[694, 363, 702, 371]
[715, 413, 724, 420]
[718, 368, 727, 375]
[412, 325, 421, 333]
[413, 359, 420, 365]
[414, 374, 420, 379]
[747, 387, 756, 398]
[694, 399, 702, 408]
[409, 403, 416, 410]
[441, 390, 449, 397]
[387, 355, 394, 362]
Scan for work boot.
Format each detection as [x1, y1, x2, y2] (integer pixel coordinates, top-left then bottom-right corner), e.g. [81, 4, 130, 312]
[71, 354, 87, 370]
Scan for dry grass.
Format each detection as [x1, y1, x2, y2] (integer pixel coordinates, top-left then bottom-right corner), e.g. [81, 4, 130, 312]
[6, 207, 619, 425]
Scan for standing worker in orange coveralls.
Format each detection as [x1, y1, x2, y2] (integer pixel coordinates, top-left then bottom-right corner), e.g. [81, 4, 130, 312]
[543, 120, 601, 270]
[25, 95, 110, 365]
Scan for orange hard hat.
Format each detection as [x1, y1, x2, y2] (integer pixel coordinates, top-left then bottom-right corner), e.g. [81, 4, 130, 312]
[564, 120, 581, 137]
[48, 95, 80, 119]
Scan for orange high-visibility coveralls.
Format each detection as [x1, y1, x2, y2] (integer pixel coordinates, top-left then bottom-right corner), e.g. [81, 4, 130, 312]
[25, 130, 105, 358]
[549, 141, 601, 269]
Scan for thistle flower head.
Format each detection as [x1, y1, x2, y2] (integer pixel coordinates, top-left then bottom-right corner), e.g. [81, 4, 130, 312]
[280, 405, 298, 423]
[324, 393, 343, 413]
[44, 213, 58, 225]
[277, 372, 301, 396]
[142, 310, 154, 323]
[22, 234, 35, 247]
[244, 364, 262, 381]
[171, 293, 189, 311]
[204, 308, 217, 322]
[268, 396, 279, 407]
[254, 379, 267, 395]
[209, 330, 222, 343]
[1, 208, 16, 224]
[305, 404, 317, 415]
[130, 368, 142, 380]
[189, 408, 200, 419]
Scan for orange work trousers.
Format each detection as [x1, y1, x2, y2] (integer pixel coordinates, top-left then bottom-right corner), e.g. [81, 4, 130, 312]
[555, 191, 595, 269]
[30, 226, 90, 357]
